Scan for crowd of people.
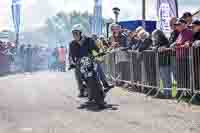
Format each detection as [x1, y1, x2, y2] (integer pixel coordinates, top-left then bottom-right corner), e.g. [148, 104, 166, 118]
[81, 12, 200, 98]
[48, 46, 67, 72]
[0, 42, 68, 75]
[0, 40, 16, 75]
[18, 44, 68, 73]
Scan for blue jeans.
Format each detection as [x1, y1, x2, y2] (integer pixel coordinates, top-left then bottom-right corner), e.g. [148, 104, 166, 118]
[160, 65, 172, 96]
[96, 62, 108, 86]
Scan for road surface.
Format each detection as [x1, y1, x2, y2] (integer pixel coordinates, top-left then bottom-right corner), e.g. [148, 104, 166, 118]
[0, 71, 199, 133]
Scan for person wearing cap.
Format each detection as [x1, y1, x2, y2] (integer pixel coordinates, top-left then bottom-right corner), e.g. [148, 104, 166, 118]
[175, 19, 193, 48]
[169, 17, 179, 46]
[181, 12, 193, 27]
[109, 23, 131, 83]
[109, 23, 128, 49]
[175, 19, 193, 89]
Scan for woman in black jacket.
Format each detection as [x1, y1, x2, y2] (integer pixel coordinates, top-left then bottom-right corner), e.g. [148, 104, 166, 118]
[152, 29, 172, 98]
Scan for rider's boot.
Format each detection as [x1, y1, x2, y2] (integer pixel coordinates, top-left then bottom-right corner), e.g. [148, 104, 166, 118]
[103, 82, 114, 93]
[78, 89, 87, 98]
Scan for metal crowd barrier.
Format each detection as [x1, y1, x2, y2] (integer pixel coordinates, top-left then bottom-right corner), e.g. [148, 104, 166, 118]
[102, 46, 200, 100]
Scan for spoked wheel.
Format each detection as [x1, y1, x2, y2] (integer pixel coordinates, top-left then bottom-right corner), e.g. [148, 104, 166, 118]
[86, 77, 106, 107]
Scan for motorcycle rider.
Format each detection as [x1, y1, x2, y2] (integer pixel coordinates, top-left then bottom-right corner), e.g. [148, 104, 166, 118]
[69, 24, 114, 98]
[68, 24, 103, 97]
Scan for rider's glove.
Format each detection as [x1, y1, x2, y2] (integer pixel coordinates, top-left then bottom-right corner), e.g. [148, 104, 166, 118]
[68, 64, 76, 70]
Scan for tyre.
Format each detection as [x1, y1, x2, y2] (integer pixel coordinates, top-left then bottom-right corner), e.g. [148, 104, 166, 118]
[86, 77, 105, 105]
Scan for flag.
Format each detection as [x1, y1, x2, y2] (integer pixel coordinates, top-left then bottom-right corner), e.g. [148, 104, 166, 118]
[157, 0, 178, 32]
[11, 0, 21, 33]
[93, 0, 103, 35]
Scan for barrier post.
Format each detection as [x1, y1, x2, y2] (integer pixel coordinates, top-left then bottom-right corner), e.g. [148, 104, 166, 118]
[141, 52, 145, 92]
[189, 47, 196, 104]
[155, 51, 161, 89]
[129, 51, 134, 85]
[190, 47, 195, 94]
[147, 51, 161, 97]
[113, 51, 116, 80]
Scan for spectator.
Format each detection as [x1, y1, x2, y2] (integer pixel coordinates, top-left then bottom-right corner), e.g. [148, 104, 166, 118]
[109, 24, 130, 83]
[169, 17, 179, 46]
[0, 41, 9, 75]
[58, 45, 66, 72]
[152, 29, 172, 97]
[109, 24, 128, 49]
[128, 31, 138, 49]
[92, 34, 105, 52]
[181, 12, 193, 27]
[91, 33, 114, 91]
[49, 50, 57, 71]
[99, 35, 110, 49]
[136, 30, 154, 86]
[19, 44, 25, 72]
[50, 48, 59, 71]
[134, 29, 152, 52]
[24, 44, 33, 73]
[191, 20, 200, 91]
[135, 26, 144, 35]
[191, 20, 200, 43]
[175, 19, 193, 89]
[32, 46, 39, 71]
[168, 17, 179, 82]
[175, 19, 193, 48]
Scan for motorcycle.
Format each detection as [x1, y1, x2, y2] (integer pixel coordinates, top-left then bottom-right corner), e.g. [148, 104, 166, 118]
[69, 52, 107, 107]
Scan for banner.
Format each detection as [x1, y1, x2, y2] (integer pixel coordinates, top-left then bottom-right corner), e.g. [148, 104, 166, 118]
[93, 0, 103, 35]
[157, 0, 178, 33]
[11, 0, 21, 33]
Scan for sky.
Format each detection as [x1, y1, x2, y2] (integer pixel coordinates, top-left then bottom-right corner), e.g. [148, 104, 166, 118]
[0, 0, 199, 31]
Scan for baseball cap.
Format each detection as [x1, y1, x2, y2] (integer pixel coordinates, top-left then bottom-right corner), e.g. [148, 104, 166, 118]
[174, 19, 187, 25]
[182, 12, 192, 19]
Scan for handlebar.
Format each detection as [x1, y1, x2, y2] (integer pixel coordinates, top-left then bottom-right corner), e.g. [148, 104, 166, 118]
[68, 52, 108, 71]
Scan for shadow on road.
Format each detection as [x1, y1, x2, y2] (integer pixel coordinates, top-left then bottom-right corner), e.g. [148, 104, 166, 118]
[77, 102, 119, 112]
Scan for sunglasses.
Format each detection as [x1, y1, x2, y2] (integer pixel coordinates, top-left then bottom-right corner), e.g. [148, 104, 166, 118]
[72, 31, 80, 34]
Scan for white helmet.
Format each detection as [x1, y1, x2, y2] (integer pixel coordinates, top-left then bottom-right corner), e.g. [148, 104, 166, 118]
[71, 24, 83, 32]
[99, 35, 105, 39]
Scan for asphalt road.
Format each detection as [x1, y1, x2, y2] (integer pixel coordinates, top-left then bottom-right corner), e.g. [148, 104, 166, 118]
[0, 71, 200, 133]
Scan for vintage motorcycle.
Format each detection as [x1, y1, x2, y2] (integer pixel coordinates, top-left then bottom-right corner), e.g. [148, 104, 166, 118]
[69, 52, 107, 107]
